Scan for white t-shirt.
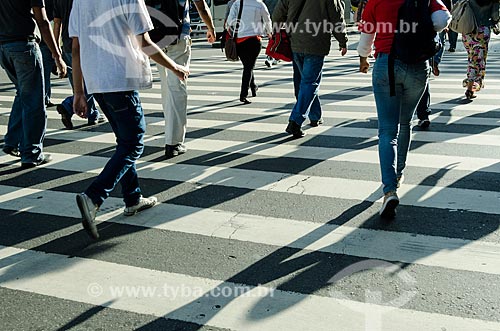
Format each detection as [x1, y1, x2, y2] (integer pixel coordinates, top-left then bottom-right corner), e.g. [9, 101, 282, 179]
[69, 0, 154, 94]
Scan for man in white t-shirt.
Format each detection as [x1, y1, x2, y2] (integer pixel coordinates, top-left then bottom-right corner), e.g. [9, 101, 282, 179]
[69, 0, 189, 239]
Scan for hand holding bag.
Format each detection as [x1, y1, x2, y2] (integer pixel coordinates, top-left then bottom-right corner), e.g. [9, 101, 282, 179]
[225, 0, 244, 61]
[266, 27, 293, 61]
[265, 0, 307, 62]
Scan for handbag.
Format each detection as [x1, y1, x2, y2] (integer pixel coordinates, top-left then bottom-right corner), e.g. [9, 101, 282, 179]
[266, 29, 293, 61]
[225, 0, 244, 61]
[265, 0, 307, 62]
[449, 0, 478, 35]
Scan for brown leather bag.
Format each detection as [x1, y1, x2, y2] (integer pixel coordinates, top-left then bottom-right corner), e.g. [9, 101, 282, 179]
[225, 0, 244, 61]
[225, 36, 239, 61]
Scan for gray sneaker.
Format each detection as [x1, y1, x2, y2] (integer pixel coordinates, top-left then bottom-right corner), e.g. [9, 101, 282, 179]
[124, 196, 158, 216]
[76, 193, 99, 239]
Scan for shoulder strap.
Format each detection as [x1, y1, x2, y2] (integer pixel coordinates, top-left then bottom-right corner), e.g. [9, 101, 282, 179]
[233, 0, 245, 39]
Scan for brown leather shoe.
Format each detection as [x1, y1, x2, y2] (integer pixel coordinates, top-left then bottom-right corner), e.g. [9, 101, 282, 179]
[56, 104, 73, 129]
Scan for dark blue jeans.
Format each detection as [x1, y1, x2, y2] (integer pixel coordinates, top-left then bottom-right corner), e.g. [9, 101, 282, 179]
[0, 41, 46, 163]
[60, 51, 100, 123]
[290, 53, 325, 125]
[85, 91, 145, 207]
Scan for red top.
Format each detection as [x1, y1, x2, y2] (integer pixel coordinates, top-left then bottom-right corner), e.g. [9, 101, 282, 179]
[236, 35, 262, 44]
[359, 0, 447, 57]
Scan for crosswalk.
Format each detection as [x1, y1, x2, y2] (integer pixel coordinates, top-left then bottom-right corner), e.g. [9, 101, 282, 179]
[1, 42, 500, 330]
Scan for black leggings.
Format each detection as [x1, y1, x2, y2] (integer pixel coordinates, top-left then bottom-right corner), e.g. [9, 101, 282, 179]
[236, 37, 261, 99]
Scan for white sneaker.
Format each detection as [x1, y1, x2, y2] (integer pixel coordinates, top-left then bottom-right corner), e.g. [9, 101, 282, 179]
[379, 191, 399, 219]
[76, 193, 99, 239]
[124, 196, 158, 216]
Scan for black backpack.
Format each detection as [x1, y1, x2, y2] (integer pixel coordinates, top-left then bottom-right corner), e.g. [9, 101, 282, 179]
[145, 0, 185, 47]
[389, 0, 441, 95]
[392, 0, 441, 63]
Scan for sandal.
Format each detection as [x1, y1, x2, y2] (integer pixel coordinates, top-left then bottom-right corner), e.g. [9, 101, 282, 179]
[465, 90, 476, 99]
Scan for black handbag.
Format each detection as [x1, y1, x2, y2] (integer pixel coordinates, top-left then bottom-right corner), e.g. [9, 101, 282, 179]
[225, 0, 244, 61]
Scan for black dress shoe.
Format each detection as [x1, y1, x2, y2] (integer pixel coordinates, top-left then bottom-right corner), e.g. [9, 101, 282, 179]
[165, 144, 187, 159]
[250, 85, 259, 97]
[46, 101, 56, 108]
[56, 104, 73, 129]
[21, 154, 52, 169]
[285, 120, 305, 138]
[240, 97, 251, 105]
[309, 118, 324, 127]
[3, 145, 21, 158]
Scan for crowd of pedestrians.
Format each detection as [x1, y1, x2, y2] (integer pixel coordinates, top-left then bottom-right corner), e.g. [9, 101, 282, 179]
[0, 0, 498, 238]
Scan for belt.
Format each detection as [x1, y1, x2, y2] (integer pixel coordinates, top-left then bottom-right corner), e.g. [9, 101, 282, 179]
[0, 36, 38, 45]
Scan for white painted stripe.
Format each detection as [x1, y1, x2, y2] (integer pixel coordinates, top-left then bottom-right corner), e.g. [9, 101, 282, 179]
[2, 122, 499, 173]
[1, 105, 500, 127]
[33, 91, 500, 112]
[178, 138, 500, 174]
[173, 59, 500, 75]
[2, 120, 498, 177]
[0, 184, 498, 275]
[47, 87, 500, 103]
[1, 246, 500, 331]
[4, 111, 500, 150]
[155, 118, 500, 147]
[1, 152, 499, 215]
[45, 84, 500, 101]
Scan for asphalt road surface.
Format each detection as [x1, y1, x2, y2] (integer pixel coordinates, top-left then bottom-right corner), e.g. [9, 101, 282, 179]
[1, 39, 500, 331]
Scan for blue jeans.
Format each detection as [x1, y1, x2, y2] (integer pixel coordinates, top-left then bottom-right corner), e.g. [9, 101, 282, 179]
[85, 91, 145, 207]
[39, 42, 54, 105]
[372, 53, 429, 194]
[0, 41, 46, 163]
[289, 53, 324, 125]
[433, 31, 446, 65]
[60, 52, 100, 123]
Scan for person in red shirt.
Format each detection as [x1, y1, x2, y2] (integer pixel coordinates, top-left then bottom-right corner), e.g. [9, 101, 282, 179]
[357, 0, 450, 218]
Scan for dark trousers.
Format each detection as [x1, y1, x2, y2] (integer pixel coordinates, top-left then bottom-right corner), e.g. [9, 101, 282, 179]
[448, 30, 458, 49]
[416, 82, 431, 120]
[39, 42, 54, 105]
[236, 37, 261, 99]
